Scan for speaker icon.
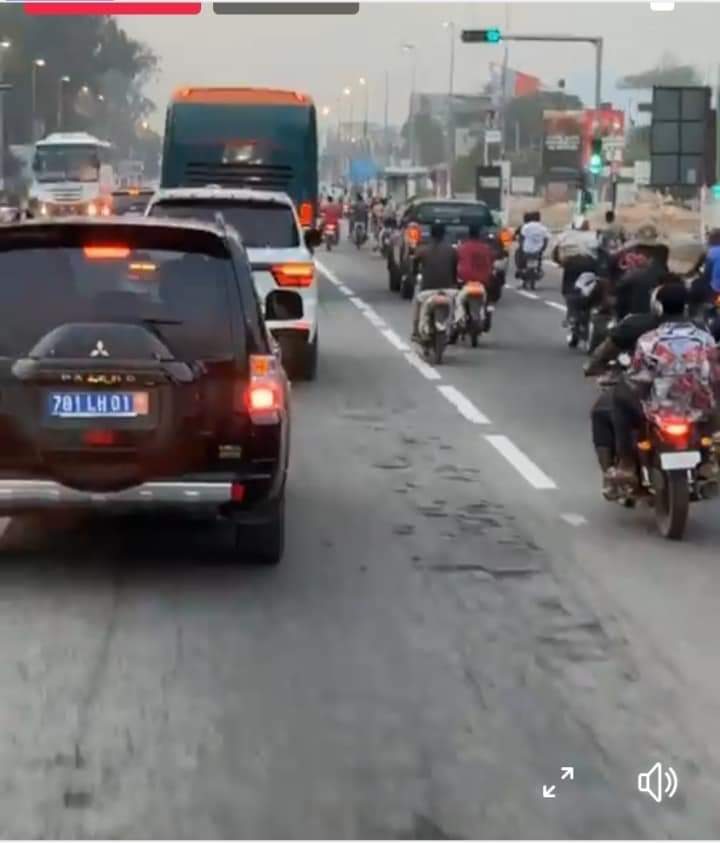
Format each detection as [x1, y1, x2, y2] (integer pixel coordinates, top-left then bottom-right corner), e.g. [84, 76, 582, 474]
[638, 762, 678, 803]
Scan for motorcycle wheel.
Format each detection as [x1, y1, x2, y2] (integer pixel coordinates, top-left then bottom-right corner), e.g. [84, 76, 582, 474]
[567, 330, 579, 349]
[325, 241, 332, 252]
[400, 276, 414, 300]
[654, 470, 690, 540]
[433, 332, 445, 365]
[470, 326, 480, 347]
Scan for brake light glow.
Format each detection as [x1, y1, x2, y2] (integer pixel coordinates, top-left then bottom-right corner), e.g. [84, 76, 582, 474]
[500, 228, 513, 249]
[298, 202, 314, 228]
[661, 420, 691, 437]
[406, 224, 421, 247]
[84, 246, 130, 260]
[271, 262, 315, 288]
[240, 354, 284, 424]
[465, 282, 485, 294]
[83, 429, 116, 447]
[231, 482, 246, 503]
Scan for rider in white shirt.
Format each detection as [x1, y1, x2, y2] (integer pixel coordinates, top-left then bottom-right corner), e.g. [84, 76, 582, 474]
[517, 211, 550, 279]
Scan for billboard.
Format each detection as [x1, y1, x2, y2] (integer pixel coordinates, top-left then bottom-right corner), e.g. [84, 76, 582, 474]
[489, 63, 542, 106]
[581, 108, 625, 166]
[542, 110, 583, 176]
[650, 85, 714, 188]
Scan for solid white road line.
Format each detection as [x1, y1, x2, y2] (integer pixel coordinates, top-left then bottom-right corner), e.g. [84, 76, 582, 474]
[561, 513, 588, 527]
[381, 328, 411, 352]
[403, 351, 442, 381]
[544, 300, 566, 312]
[437, 385, 490, 425]
[515, 290, 540, 301]
[362, 309, 387, 329]
[484, 435, 558, 490]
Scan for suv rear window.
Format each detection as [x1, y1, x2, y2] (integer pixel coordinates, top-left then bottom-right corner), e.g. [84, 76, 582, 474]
[413, 203, 494, 228]
[149, 200, 300, 248]
[0, 240, 237, 360]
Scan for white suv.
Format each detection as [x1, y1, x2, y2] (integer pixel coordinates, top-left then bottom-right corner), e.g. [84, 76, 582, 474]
[146, 187, 320, 380]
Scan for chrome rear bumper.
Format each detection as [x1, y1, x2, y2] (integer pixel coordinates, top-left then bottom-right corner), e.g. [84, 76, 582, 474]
[0, 480, 233, 514]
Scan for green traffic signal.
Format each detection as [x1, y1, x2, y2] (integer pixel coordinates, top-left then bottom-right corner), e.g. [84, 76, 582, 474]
[589, 154, 603, 175]
[461, 28, 502, 44]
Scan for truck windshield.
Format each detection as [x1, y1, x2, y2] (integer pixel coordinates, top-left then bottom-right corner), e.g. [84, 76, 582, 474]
[33, 146, 100, 183]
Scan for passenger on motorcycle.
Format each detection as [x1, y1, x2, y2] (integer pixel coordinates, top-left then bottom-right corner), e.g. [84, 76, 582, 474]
[455, 223, 494, 326]
[517, 211, 549, 281]
[320, 195, 342, 235]
[610, 223, 669, 320]
[411, 223, 458, 340]
[609, 282, 720, 490]
[554, 216, 599, 322]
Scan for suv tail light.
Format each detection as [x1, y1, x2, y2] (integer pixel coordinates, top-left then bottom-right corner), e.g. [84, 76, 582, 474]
[237, 354, 284, 424]
[406, 223, 421, 247]
[271, 262, 314, 288]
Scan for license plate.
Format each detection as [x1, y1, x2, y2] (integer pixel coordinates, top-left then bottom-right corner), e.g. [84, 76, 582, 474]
[660, 451, 700, 470]
[48, 392, 149, 419]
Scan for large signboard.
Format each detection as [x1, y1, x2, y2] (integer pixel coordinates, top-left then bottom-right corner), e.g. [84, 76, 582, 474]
[475, 165, 502, 212]
[650, 85, 713, 188]
[542, 110, 583, 177]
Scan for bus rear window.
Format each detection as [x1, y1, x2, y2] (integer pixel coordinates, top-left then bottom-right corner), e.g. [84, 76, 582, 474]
[414, 203, 494, 228]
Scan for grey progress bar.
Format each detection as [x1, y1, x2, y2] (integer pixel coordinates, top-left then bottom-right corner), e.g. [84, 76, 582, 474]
[213, 3, 359, 13]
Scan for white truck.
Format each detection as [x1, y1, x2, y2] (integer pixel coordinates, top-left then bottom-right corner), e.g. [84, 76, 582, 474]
[29, 132, 115, 217]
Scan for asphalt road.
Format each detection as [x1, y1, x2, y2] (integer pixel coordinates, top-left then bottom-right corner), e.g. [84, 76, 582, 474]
[0, 240, 720, 837]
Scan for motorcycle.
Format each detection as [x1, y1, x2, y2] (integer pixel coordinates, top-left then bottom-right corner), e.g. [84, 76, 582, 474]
[416, 281, 453, 365]
[323, 222, 339, 252]
[352, 221, 367, 249]
[379, 222, 395, 260]
[592, 357, 719, 540]
[566, 272, 599, 350]
[519, 253, 543, 291]
[453, 281, 492, 347]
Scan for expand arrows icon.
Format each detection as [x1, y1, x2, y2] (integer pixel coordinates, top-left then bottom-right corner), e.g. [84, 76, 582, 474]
[542, 766, 575, 798]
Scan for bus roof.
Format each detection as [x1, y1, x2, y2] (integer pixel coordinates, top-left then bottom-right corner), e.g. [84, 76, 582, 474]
[35, 132, 112, 148]
[171, 87, 313, 107]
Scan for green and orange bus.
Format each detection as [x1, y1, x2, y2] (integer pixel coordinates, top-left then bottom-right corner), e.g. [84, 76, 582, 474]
[160, 87, 318, 227]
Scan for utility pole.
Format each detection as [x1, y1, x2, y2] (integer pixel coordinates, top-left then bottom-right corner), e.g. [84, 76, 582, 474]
[383, 70, 389, 166]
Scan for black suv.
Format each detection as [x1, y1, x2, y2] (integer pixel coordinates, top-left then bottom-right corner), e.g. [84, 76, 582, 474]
[387, 198, 509, 300]
[0, 217, 290, 564]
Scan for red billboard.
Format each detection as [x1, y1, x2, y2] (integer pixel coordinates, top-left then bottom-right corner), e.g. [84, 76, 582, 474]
[581, 108, 625, 166]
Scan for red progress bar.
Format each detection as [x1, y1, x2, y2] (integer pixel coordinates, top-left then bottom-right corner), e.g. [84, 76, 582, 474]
[23, 2, 201, 13]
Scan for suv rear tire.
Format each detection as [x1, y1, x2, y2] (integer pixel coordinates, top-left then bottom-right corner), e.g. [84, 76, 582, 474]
[238, 495, 285, 566]
[298, 331, 318, 381]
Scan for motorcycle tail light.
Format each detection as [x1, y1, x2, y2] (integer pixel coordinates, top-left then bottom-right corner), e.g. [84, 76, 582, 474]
[465, 282, 485, 294]
[637, 439, 652, 452]
[406, 224, 421, 247]
[660, 419, 691, 438]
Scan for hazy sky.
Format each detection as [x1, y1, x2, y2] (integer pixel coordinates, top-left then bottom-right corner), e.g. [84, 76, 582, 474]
[122, 2, 720, 130]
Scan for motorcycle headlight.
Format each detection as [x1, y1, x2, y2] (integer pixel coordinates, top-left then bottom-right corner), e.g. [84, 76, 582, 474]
[86, 202, 98, 217]
[39, 203, 48, 217]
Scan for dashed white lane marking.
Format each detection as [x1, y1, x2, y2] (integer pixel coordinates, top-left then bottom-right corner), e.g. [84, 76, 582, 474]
[362, 308, 387, 329]
[403, 351, 442, 381]
[545, 300, 566, 312]
[437, 385, 490, 425]
[561, 513, 588, 527]
[485, 435, 557, 490]
[381, 328, 411, 352]
[515, 289, 540, 300]
[337, 284, 353, 296]
[348, 296, 366, 310]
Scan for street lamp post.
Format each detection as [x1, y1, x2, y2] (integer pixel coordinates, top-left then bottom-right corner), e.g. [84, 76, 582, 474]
[0, 40, 11, 192]
[343, 86, 352, 142]
[359, 76, 369, 141]
[31, 58, 46, 142]
[402, 43, 418, 166]
[57, 75, 70, 130]
[442, 21, 456, 193]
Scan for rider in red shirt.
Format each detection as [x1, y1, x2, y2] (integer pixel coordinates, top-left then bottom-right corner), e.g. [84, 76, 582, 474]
[457, 224, 493, 284]
[320, 196, 342, 242]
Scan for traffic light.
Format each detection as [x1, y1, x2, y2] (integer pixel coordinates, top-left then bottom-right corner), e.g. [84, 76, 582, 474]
[589, 136, 603, 175]
[461, 28, 502, 44]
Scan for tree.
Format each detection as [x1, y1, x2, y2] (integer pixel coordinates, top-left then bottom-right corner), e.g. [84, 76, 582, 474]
[401, 113, 446, 166]
[0, 6, 158, 154]
[617, 52, 702, 89]
[504, 90, 584, 152]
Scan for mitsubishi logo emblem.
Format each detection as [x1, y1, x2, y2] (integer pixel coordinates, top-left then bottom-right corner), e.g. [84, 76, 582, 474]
[90, 340, 109, 358]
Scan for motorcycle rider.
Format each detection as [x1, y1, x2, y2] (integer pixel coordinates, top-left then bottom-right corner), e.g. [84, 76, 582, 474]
[411, 222, 458, 340]
[455, 223, 494, 328]
[585, 273, 680, 494]
[554, 216, 599, 323]
[351, 192, 369, 243]
[516, 210, 549, 283]
[370, 196, 385, 250]
[320, 194, 342, 241]
[607, 281, 719, 490]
